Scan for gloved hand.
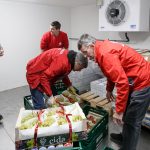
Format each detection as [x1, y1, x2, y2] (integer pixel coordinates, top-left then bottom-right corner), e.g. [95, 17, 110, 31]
[45, 95, 54, 107]
[68, 86, 76, 95]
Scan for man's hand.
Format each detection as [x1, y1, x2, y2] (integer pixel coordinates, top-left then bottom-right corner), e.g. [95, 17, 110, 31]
[68, 86, 76, 94]
[113, 111, 124, 125]
[106, 91, 115, 102]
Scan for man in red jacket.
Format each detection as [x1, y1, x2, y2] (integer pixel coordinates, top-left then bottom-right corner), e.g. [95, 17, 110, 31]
[26, 48, 88, 110]
[40, 21, 69, 52]
[78, 34, 150, 150]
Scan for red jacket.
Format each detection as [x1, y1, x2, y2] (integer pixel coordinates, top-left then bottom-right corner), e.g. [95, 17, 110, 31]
[40, 31, 69, 51]
[26, 48, 72, 96]
[95, 40, 150, 113]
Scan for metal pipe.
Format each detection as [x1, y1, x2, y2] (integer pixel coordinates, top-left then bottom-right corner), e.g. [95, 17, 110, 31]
[69, 32, 130, 43]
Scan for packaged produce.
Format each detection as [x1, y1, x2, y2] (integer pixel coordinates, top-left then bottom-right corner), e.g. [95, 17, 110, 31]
[15, 103, 87, 141]
[55, 144, 64, 149]
[47, 145, 55, 149]
[39, 147, 47, 150]
[86, 111, 103, 132]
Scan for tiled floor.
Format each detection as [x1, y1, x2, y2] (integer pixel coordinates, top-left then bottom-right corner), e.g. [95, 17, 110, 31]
[0, 86, 150, 150]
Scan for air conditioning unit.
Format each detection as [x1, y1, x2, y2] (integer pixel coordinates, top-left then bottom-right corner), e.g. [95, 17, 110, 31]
[99, 0, 150, 32]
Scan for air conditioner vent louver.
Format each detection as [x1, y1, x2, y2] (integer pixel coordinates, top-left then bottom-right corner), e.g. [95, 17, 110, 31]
[106, 0, 126, 26]
[99, 0, 149, 31]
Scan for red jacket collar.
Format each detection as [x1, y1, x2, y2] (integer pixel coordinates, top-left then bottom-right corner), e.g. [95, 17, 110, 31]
[94, 40, 103, 63]
[94, 40, 109, 63]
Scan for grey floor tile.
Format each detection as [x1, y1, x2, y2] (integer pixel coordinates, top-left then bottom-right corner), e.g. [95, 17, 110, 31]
[0, 124, 15, 150]
[2, 112, 19, 142]
[0, 86, 150, 150]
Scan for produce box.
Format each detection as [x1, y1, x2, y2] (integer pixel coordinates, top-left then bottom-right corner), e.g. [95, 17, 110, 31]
[82, 105, 108, 142]
[15, 103, 87, 149]
[15, 131, 86, 149]
[16, 141, 83, 150]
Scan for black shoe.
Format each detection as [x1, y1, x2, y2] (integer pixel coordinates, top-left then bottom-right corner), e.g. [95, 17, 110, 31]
[0, 114, 3, 121]
[110, 133, 123, 146]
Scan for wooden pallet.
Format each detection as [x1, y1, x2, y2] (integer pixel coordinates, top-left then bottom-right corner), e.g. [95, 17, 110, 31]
[79, 91, 113, 116]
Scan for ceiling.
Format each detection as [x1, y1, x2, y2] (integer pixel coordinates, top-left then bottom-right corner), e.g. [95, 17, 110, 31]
[5, 0, 96, 8]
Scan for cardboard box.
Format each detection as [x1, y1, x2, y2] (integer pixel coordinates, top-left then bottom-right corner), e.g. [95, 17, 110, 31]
[15, 131, 87, 150]
[15, 103, 87, 149]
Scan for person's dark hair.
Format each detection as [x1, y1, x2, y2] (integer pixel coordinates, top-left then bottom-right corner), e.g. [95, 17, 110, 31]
[51, 21, 61, 29]
[75, 52, 88, 68]
[67, 50, 77, 69]
[67, 50, 88, 69]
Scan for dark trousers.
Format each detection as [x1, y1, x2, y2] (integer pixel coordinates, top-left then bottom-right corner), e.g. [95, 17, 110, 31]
[30, 88, 46, 110]
[30, 85, 57, 110]
[121, 86, 150, 150]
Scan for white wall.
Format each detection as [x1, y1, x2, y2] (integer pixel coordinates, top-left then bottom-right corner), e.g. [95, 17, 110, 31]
[70, 4, 150, 50]
[1, 2, 150, 92]
[0, 1, 70, 92]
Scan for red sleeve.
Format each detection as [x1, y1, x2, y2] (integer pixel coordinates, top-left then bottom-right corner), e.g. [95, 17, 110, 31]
[39, 73, 52, 96]
[40, 32, 50, 51]
[63, 33, 69, 49]
[100, 53, 129, 113]
[40, 59, 69, 96]
[62, 76, 72, 87]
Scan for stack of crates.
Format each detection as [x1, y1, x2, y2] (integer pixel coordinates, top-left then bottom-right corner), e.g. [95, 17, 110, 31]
[81, 105, 109, 150]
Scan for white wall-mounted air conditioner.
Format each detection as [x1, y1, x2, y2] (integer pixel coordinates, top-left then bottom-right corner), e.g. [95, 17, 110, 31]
[99, 0, 150, 32]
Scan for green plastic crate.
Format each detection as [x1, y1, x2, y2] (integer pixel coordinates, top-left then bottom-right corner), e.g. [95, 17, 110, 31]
[62, 142, 83, 150]
[24, 95, 33, 110]
[53, 81, 79, 95]
[81, 126, 108, 150]
[53, 80, 67, 95]
[52, 80, 79, 95]
[82, 105, 109, 143]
